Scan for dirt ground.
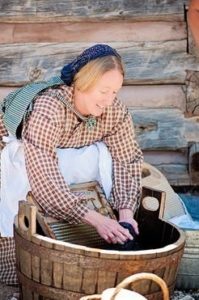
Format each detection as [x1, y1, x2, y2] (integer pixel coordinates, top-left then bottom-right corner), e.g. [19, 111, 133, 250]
[0, 282, 199, 300]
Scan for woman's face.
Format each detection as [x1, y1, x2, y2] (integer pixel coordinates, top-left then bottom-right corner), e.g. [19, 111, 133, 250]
[74, 69, 123, 117]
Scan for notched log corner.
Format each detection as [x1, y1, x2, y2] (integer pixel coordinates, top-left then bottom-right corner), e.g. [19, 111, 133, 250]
[186, 70, 199, 116]
[29, 67, 43, 82]
[189, 142, 199, 184]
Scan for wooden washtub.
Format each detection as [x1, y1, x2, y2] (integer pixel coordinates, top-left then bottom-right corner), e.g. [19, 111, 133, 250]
[14, 186, 185, 300]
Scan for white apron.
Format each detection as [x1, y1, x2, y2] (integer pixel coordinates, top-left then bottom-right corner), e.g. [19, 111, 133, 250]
[0, 135, 112, 237]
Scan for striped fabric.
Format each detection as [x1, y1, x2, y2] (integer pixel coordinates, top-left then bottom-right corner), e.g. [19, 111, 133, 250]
[1, 76, 64, 137]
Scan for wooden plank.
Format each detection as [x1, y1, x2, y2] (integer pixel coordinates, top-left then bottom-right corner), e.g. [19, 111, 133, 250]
[19, 248, 32, 278]
[130, 278, 151, 295]
[63, 263, 83, 292]
[40, 239, 53, 286]
[81, 269, 98, 294]
[31, 255, 40, 283]
[1, 40, 198, 86]
[143, 151, 188, 165]
[52, 261, 64, 289]
[97, 270, 116, 293]
[134, 109, 199, 150]
[119, 85, 186, 111]
[165, 169, 190, 186]
[116, 272, 128, 285]
[0, 0, 36, 21]
[148, 163, 190, 186]
[131, 108, 187, 150]
[134, 110, 198, 151]
[150, 268, 167, 293]
[0, 21, 186, 44]
[143, 151, 190, 185]
[0, 0, 187, 22]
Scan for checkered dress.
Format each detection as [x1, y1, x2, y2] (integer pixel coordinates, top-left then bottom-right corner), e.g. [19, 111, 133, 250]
[0, 236, 18, 285]
[0, 84, 143, 284]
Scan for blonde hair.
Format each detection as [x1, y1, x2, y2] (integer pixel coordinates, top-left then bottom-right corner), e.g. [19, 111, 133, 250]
[73, 55, 124, 92]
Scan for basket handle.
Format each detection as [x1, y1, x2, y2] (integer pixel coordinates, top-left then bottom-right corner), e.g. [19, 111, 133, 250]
[80, 295, 101, 300]
[110, 272, 169, 300]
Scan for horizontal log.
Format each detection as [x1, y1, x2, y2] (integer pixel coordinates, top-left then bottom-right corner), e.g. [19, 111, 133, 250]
[0, 0, 188, 22]
[131, 108, 187, 150]
[0, 21, 186, 44]
[0, 85, 186, 112]
[1, 41, 198, 86]
[143, 150, 190, 185]
[133, 109, 198, 150]
[143, 150, 188, 165]
[154, 164, 190, 186]
[119, 85, 186, 111]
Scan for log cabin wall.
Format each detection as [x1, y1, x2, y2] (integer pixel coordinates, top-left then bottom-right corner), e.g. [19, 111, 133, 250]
[0, 0, 198, 186]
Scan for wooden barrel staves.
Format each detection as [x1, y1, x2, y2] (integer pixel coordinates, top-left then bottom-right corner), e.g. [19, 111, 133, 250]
[14, 187, 185, 300]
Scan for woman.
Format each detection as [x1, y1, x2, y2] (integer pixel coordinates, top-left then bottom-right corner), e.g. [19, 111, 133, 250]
[0, 44, 143, 285]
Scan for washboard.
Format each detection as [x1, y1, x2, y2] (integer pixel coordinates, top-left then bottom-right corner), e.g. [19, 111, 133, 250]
[27, 181, 116, 248]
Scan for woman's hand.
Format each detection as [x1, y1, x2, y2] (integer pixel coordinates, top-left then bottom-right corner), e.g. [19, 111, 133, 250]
[119, 208, 139, 235]
[83, 210, 133, 244]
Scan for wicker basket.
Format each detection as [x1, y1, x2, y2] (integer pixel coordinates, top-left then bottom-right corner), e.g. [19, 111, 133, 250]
[80, 272, 169, 300]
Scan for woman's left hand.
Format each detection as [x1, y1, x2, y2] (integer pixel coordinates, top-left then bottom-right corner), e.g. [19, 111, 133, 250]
[119, 208, 139, 235]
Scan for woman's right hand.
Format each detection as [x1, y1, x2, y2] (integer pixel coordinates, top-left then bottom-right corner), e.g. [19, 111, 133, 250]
[83, 210, 133, 244]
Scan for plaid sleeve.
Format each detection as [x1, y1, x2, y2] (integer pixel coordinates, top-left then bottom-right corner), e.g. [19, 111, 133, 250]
[103, 101, 143, 214]
[22, 93, 89, 223]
